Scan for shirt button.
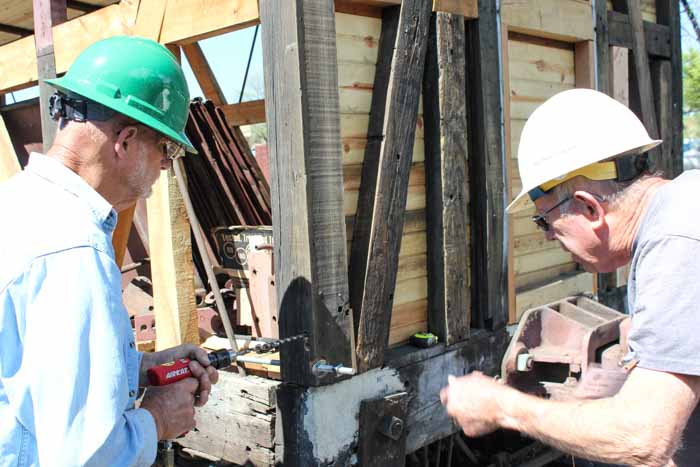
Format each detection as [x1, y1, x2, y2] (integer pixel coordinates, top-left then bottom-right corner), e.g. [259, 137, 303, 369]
[129, 341, 135, 348]
[129, 390, 136, 398]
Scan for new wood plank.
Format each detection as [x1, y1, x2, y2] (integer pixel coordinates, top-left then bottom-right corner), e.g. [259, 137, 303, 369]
[147, 170, 199, 350]
[575, 40, 595, 88]
[423, 11, 470, 345]
[260, 0, 352, 386]
[160, 0, 259, 44]
[221, 99, 266, 126]
[133, 0, 166, 40]
[355, 0, 432, 372]
[502, 0, 594, 42]
[0, 1, 138, 93]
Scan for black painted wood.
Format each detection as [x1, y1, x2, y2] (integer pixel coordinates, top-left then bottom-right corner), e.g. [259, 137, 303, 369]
[359, 392, 409, 467]
[464, 1, 507, 330]
[423, 12, 470, 346]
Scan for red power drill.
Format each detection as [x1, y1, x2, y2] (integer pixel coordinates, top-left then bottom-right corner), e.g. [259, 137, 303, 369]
[147, 349, 236, 386]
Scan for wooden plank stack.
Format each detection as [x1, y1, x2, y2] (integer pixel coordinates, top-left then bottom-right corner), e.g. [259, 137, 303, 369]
[182, 99, 272, 274]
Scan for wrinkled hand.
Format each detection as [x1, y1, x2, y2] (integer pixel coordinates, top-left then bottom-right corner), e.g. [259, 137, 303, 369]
[140, 344, 219, 406]
[141, 378, 199, 440]
[440, 372, 513, 437]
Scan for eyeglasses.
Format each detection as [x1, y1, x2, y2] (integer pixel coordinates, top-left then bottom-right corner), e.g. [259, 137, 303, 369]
[531, 196, 573, 232]
[160, 139, 185, 161]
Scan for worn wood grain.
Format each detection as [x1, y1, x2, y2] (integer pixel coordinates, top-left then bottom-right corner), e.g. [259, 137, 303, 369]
[260, 0, 352, 386]
[423, 12, 470, 345]
[466, 0, 507, 330]
[607, 10, 671, 58]
[177, 371, 279, 466]
[348, 6, 399, 337]
[355, 0, 432, 372]
[625, 0, 661, 168]
[656, 0, 683, 178]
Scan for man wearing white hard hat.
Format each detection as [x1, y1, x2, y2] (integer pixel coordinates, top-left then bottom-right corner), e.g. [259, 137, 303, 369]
[440, 88, 700, 466]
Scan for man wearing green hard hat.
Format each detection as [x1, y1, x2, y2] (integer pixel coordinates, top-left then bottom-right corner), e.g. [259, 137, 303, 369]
[0, 36, 219, 466]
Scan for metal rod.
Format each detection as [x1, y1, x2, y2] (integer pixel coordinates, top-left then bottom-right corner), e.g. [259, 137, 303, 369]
[237, 355, 280, 366]
[238, 24, 259, 103]
[172, 159, 242, 364]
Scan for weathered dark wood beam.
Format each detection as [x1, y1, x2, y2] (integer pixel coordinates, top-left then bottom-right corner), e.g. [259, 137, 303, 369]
[0, 23, 34, 37]
[423, 12, 470, 345]
[260, 0, 352, 386]
[625, 0, 661, 169]
[596, 0, 611, 95]
[348, 6, 399, 337]
[607, 11, 671, 58]
[465, 0, 507, 330]
[355, 0, 432, 373]
[33, 0, 67, 151]
[656, 0, 683, 177]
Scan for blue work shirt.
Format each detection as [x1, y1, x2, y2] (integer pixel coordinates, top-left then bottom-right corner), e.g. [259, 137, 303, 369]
[0, 153, 157, 466]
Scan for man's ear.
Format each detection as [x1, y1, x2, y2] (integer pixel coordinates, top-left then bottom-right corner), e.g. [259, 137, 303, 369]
[574, 190, 607, 231]
[114, 125, 139, 161]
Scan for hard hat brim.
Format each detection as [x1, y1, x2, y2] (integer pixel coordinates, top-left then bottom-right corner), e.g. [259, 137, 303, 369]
[505, 139, 663, 213]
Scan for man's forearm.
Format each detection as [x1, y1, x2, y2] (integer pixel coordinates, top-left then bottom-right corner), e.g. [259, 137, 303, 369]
[499, 390, 673, 466]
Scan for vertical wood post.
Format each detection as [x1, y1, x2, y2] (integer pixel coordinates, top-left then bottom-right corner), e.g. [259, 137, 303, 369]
[354, 0, 432, 372]
[147, 44, 199, 350]
[423, 12, 470, 345]
[260, 0, 352, 385]
[625, 0, 661, 169]
[32, 0, 67, 151]
[656, 0, 683, 178]
[348, 6, 399, 337]
[465, 0, 508, 330]
[595, 0, 625, 310]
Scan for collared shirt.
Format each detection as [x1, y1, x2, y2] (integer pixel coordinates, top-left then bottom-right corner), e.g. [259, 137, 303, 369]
[0, 153, 157, 466]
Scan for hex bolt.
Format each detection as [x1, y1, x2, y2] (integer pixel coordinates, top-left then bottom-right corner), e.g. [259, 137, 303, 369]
[378, 415, 404, 441]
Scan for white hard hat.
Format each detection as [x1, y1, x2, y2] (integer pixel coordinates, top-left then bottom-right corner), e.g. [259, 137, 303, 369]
[506, 88, 662, 212]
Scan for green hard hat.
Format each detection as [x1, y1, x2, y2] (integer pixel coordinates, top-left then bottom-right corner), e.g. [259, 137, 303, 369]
[45, 35, 196, 153]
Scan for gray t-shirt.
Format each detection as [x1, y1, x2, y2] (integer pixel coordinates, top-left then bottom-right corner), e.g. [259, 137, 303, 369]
[626, 170, 700, 465]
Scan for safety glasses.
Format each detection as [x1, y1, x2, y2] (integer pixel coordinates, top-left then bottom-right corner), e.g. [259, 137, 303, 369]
[531, 196, 572, 232]
[159, 139, 185, 161]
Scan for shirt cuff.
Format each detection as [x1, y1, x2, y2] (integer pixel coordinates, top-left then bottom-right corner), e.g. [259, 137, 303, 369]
[130, 408, 158, 467]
